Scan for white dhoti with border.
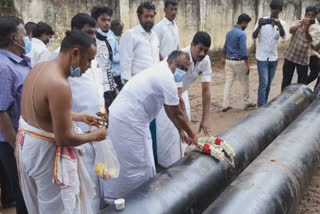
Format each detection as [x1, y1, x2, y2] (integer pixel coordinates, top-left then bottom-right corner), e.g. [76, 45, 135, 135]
[156, 91, 191, 168]
[102, 114, 156, 201]
[17, 117, 95, 214]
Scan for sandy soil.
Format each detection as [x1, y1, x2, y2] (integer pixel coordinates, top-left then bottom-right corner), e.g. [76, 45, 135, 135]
[188, 58, 285, 135]
[1, 59, 318, 213]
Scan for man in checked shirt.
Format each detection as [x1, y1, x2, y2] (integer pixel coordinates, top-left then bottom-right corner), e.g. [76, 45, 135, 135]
[281, 6, 317, 91]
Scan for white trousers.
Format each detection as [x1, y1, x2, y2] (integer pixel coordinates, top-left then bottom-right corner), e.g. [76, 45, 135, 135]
[223, 60, 250, 108]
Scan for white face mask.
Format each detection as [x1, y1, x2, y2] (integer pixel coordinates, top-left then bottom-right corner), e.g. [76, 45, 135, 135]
[174, 68, 186, 82]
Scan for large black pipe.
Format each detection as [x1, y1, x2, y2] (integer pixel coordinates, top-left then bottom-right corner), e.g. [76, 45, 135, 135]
[101, 84, 314, 214]
[203, 97, 320, 214]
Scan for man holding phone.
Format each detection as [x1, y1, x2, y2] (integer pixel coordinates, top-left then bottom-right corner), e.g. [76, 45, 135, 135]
[281, 6, 317, 91]
[252, 0, 286, 107]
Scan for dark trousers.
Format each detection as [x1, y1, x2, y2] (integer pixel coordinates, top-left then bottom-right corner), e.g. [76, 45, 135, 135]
[307, 55, 320, 85]
[281, 59, 308, 91]
[315, 80, 320, 95]
[104, 89, 117, 110]
[114, 76, 124, 91]
[0, 142, 28, 213]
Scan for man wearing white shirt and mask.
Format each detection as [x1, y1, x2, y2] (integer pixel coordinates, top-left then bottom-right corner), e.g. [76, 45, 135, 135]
[49, 13, 103, 103]
[157, 32, 212, 168]
[154, 0, 181, 168]
[66, 13, 107, 213]
[48, 13, 105, 213]
[252, 0, 286, 107]
[104, 50, 197, 201]
[119, 1, 160, 165]
[153, 0, 179, 60]
[91, 6, 118, 111]
[28, 22, 55, 67]
[119, 1, 160, 82]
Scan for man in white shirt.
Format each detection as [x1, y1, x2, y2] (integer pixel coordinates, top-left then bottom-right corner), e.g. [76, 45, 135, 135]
[120, 1, 160, 82]
[66, 13, 107, 213]
[49, 13, 102, 103]
[119, 1, 160, 166]
[25, 22, 37, 39]
[103, 50, 197, 201]
[24, 22, 36, 54]
[153, 0, 179, 60]
[28, 22, 55, 67]
[109, 20, 124, 90]
[47, 13, 104, 213]
[252, 0, 286, 107]
[91, 6, 117, 111]
[307, 8, 320, 87]
[153, 0, 181, 168]
[157, 32, 212, 168]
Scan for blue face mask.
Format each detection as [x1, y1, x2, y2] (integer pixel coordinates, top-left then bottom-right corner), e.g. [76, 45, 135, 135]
[70, 66, 81, 77]
[23, 37, 32, 54]
[70, 55, 81, 77]
[46, 39, 51, 48]
[174, 68, 186, 82]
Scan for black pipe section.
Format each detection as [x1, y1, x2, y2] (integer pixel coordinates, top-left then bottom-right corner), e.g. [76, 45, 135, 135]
[203, 97, 320, 214]
[101, 84, 314, 214]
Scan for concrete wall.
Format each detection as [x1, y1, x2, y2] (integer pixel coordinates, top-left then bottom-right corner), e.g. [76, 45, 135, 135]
[3, 0, 320, 55]
[0, 0, 15, 16]
[12, 0, 120, 48]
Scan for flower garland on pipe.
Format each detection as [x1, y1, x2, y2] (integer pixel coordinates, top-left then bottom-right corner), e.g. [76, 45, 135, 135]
[185, 136, 236, 167]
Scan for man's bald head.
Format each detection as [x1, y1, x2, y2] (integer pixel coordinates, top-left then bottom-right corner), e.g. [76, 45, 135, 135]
[167, 50, 190, 73]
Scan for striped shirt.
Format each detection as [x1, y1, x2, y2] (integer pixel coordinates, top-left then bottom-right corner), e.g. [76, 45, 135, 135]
[0, 49, 31, 142]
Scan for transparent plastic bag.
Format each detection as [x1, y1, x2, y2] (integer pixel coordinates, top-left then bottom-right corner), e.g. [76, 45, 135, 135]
[94, 137, 120, 180]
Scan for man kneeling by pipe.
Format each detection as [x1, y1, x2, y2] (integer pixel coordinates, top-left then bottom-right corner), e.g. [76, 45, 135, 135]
[103, 50, 197, 201]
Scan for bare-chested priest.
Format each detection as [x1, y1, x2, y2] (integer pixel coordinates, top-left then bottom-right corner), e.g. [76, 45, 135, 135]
[17, 31, 107, 214]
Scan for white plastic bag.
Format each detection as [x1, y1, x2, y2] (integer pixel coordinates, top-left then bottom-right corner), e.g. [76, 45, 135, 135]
[94, 137, 120, 180]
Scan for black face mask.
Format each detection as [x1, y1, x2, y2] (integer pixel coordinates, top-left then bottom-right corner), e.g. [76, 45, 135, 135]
[141, 23, 154, 32]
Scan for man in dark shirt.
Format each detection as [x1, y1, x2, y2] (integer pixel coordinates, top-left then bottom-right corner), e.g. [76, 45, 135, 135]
[0, 16, 29, 213]
[222, 13, 256, 112]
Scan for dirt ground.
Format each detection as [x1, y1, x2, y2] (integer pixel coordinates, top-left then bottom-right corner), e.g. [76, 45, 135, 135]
[1, 58, 318, 213]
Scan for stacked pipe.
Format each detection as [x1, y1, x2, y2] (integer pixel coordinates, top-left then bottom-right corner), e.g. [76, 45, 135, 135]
[203, 96, 320, 214]
[101, 84, 314, 214]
